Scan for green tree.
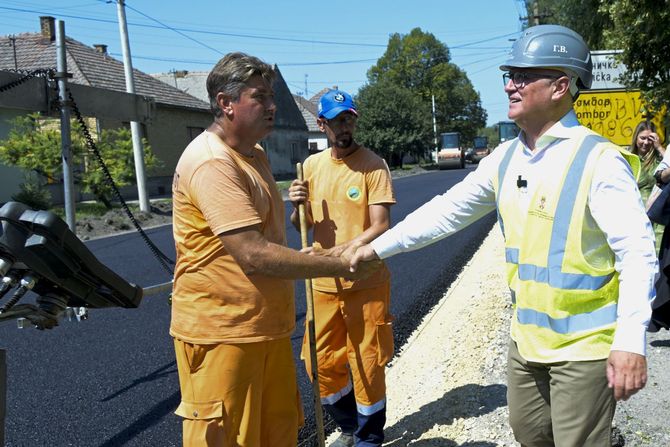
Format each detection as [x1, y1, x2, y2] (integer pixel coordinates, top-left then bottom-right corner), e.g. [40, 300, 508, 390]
[599, 0, 670, 114]
[356, 79, 432, 167]
[527, 0, 670, 115]
[431, 63, 487, 146]
[368, 28, 451, 94]
[526, 0, 611, 50]
[0, 113, 160, 209]
[363, 28, 487, 160]
[479, 125, 500, 148]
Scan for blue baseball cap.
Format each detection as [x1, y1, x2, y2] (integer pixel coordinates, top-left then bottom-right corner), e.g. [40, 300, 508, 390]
[318, 89, 358, 119]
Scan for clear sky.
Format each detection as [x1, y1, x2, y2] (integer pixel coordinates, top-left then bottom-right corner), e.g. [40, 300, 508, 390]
[1, 0, 527, 126]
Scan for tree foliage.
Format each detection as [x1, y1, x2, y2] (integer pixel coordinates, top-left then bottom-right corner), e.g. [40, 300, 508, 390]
[368, 28, 451, 94]
[599, 0, 670, 113]
[0, 113, 160, 209]
[526, 0, 612, 50]
[356, 79, 432, 167]
[528, 0, 670, 115]
[359, 28, 487, 166]
[479, 125, 500, 149]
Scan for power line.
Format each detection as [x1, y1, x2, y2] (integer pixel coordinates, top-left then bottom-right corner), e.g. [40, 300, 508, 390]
[280, 58, 377, 67]
[450, 31, 519, 48]
[1, 5, 521, 53]
[119, 2, 224, 56]
[0, 5, 388, 48]
[110, 52, 378, 67]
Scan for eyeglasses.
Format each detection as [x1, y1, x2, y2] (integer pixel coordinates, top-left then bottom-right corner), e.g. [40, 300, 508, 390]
[325, 114, 357, 127]
[502, 71, 563, 89]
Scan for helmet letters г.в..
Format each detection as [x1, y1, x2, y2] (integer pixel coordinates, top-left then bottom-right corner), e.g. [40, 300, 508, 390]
[500, 24, 593, 90]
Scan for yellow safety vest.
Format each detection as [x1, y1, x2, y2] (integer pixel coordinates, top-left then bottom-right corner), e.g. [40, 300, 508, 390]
[495, 133, 640, 362]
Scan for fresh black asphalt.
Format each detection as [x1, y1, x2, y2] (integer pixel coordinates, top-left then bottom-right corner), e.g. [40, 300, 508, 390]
[0, 166, 495, 446]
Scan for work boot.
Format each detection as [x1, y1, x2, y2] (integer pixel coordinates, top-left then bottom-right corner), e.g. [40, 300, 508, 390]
[323, 389, 357, 434]
[330, 432, 354, 447]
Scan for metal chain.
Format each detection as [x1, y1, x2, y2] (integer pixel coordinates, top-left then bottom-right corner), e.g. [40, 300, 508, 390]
[66, 89, 174, 278]
[0, 68, 54, 93]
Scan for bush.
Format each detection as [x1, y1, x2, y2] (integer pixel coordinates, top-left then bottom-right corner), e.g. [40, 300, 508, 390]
[12, 176, 52, 210]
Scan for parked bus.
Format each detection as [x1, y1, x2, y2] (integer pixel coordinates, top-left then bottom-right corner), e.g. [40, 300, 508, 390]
[436, 132, 465, 170]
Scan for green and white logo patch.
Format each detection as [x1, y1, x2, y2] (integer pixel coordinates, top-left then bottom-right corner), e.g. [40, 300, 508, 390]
[346, 186, 362, 201]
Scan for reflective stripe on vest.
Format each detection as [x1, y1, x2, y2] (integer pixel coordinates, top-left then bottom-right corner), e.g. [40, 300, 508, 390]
[516, 303, 617, 334]
[496, 140, 518, 239]
[505, 247, 614, 290]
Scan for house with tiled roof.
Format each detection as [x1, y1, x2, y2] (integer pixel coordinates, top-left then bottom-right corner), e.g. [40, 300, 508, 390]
[293, 94, 327, 153]
[152, 70, 208, 106]
[151, 67, 309, 177]
[309, 87, 332, 111]
[0, 16, 214, 201]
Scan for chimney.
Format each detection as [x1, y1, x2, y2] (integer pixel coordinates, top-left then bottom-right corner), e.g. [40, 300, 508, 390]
[93, 44, 108, 55]
[40, 16, 55, 42]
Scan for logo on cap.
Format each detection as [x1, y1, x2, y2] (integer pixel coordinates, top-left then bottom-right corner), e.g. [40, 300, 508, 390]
[318, 89, 357, 119]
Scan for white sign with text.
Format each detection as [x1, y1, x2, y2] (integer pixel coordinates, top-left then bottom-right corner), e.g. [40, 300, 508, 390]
[590, 50, 626, 90]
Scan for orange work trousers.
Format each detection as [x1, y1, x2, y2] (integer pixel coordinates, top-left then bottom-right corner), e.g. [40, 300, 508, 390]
[302, 283, 394, 410]
[174, 337, 303, 447]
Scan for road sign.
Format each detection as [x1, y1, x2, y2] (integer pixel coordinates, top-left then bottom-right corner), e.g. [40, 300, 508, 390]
[590, 50, 626, 90]
[575, 51, 666, 146]
[574, 89, 665, 146]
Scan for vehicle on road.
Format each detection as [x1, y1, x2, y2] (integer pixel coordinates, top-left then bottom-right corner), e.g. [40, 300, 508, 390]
[497, 121, 520, 144]
[466, 136, 490, 164]
[436, 132, 465, 170]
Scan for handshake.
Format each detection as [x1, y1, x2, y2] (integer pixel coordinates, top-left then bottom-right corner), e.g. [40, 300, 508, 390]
[302, 242, 381, 280]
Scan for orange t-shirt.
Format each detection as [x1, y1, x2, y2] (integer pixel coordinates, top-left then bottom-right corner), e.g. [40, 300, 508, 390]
[304, 147, 396, 292]
[170, 131, 294, 344]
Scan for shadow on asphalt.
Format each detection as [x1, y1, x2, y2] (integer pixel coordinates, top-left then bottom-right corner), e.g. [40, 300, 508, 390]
[100, 361, 177, 402]
[383, 383, 507, 446]
[99, 390, 181, 447]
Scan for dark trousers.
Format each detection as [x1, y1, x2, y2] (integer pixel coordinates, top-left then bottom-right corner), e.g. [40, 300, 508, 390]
[324, 388, 386, 447]
[507, 340, 615, 447]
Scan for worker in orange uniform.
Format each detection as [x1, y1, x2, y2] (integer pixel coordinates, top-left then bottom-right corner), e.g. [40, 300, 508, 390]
[171, 54, 380, 447]
[288, 89, 396, 447]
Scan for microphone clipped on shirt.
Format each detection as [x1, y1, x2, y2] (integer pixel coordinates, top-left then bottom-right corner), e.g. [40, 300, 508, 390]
[517, 175, 528, 189]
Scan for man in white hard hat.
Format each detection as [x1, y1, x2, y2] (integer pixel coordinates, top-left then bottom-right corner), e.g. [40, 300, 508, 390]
[349, 25, 657, 446]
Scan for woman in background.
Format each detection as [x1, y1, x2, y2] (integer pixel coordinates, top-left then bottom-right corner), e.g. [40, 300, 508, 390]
[631, 120, 666, 248]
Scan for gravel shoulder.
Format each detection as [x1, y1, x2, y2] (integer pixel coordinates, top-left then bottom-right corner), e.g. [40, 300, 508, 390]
[335, 225, 670, 447]
[371, 226, 516, 446]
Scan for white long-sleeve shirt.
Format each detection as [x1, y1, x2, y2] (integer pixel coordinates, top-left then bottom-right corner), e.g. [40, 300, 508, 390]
[372, 111, 658, 356]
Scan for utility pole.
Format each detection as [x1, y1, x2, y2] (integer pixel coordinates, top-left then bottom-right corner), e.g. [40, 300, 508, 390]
[116, 0, 150, 213]
[432, 94, 438, 163]
[304, 73, 308, 98]
[532, 1, 540, 25]
[169, 68, 178, 88]
[55, 20, 76, 231]
[520, 1, 551, 27]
